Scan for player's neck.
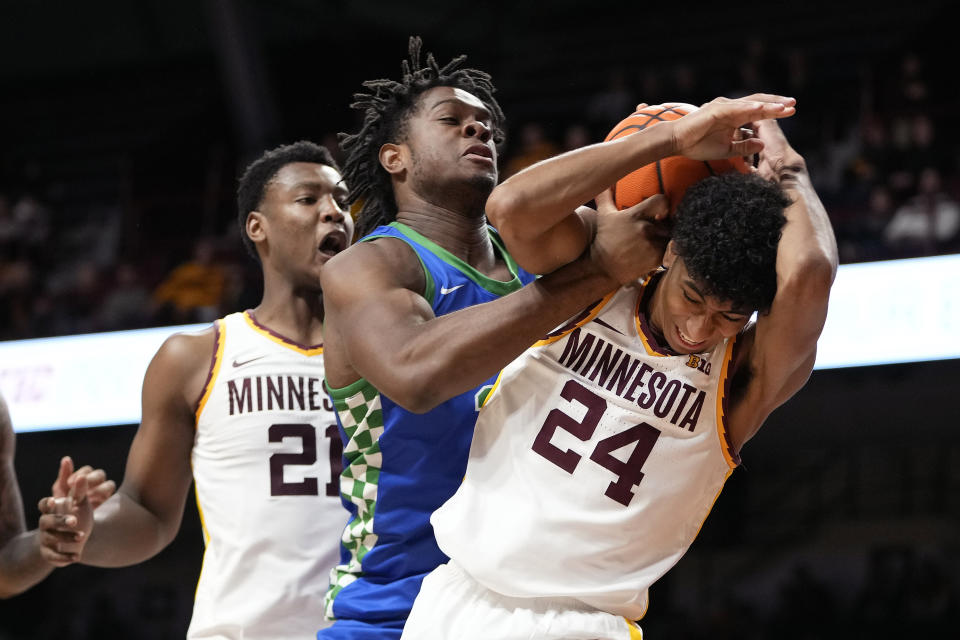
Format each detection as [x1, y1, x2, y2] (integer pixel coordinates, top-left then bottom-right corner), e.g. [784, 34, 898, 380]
[396, 205, 499, 273]
[644, 272, 668, 342]
[252, 285, 325, 346]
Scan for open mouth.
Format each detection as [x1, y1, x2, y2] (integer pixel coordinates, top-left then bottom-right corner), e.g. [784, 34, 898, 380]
[676, 328, 705, 350]
[318, 230, 347, 257]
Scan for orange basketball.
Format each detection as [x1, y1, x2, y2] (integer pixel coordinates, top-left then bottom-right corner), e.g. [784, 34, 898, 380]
[604, 103, 750, 211]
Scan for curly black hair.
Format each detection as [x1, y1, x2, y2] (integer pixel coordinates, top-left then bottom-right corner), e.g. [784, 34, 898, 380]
[672, 172, 789, 313]
[236, 140, 339, 259]
[340, 36, 506, 238]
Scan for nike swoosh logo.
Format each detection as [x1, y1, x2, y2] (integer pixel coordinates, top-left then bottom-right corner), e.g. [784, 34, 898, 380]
[232, 355, 266, 368]
[440, 284, 466, 295]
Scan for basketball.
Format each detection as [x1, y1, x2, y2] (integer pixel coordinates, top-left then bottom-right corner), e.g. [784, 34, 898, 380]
[604, 103, 750, 211]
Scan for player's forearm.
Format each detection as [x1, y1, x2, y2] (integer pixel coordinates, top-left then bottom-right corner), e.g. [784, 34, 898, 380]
[80, 491, 176, 567]
[776, 160, 838, 292]
[367, 255, 617, 412]
[0, 530, 54, 598]
[487, 124, 674, 239]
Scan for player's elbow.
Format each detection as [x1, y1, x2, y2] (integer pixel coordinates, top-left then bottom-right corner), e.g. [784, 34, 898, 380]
[384, 380, 445, 414]
[779, 256, 835, 312]
[799, 252, 837, 292]
[379, 362, 459, 414]
[485, 188, 530, 243]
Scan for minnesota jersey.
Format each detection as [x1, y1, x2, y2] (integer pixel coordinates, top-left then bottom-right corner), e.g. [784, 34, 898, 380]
[323, 222, 536, 631]
[431, 273, 741, 620]
[190, 311, 346, 640]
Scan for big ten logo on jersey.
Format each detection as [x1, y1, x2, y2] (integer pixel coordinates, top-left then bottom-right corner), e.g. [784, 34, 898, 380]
[531, 379, 661, 507]
[685, 354, 711, 375]
[267, 424, 343, 497]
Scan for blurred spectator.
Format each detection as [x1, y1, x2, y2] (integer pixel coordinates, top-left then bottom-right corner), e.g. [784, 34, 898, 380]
[848, 115, 895, 189]
[879, 52, 931, 115]
[98, 263, 153, 331]
[0, 193, 19, 249]
[587, 69, 636, 132]
[151, 237, 227, 324]
[503, 122, 559, 178]
[839, 185, 895, 263]
[0, 256, 36, 339]
[561, 123, 591, 152]
[9, 193, 51, 249]
[884, 167, 960, 257]
[63, 260, 106, 334]
[669, 63, 699, 103]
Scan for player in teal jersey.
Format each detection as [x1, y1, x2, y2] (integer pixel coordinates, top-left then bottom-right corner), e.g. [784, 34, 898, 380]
[318, 39, 786, 639]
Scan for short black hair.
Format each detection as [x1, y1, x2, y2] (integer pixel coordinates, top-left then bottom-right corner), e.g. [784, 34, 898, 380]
[236, 140, 339, 258]
[672, 172, 789, 313]
[340, 36, 505, 238]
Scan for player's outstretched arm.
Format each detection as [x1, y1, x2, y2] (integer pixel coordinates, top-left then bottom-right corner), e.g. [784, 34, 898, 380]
[77, 330, 212, 567]
[322, 240, 632, 414]
[486, 93, 796, 274]
[727, 119, 839, 450]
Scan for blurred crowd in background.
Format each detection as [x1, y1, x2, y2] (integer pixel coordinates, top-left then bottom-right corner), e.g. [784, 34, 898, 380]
[1, 2, 958, 636]
[1, 40, 956, 341]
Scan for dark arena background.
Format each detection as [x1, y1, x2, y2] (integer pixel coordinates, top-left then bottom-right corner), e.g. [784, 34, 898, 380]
[1, 1, 958, 638]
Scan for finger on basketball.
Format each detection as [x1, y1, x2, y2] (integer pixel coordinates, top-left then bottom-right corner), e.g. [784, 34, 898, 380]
[633, 194, 669, 222]
[739, 92, 796, 106]
[731, 138, 764, 158]
[594, 188, 616, 214]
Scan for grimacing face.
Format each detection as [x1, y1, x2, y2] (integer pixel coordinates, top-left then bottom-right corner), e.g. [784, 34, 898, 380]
[650, 247, 753, 355]
[401, 86, 498, 197]
[252, 162, 354, 288]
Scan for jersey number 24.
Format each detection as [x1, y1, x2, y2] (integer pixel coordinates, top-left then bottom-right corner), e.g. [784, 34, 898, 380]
[532, 379, 661, 507]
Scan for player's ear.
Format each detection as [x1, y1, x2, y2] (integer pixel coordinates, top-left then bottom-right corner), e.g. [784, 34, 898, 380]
[662, 241, 678, 268]
[379, 143, 407, 176]
[246, 211, 267, 244]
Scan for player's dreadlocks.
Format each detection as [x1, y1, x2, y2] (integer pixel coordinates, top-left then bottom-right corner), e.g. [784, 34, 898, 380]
[340, 36, 506, 238]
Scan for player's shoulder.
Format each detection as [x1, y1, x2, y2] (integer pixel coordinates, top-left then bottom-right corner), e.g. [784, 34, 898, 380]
[322, 235, 424, 298]
[151, 324, 219, 379]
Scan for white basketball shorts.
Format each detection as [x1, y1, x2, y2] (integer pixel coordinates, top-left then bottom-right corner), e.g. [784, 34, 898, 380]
[400, 561, 643, 640]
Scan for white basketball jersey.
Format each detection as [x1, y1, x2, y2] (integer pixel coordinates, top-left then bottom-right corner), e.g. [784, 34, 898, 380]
[432, 277, 740, 620]
[190, 311, 346, 639]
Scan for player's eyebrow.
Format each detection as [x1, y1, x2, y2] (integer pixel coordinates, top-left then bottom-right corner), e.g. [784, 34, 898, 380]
[290, 181, 329, 191]
[683, 280, 706, 300]
[684, 280, 750, 316]
[429, 98, 491, 121]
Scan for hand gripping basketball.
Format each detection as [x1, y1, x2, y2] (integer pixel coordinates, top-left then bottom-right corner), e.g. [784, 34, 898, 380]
[670, 93, 796, 162]
[605, 97, 793, 212]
